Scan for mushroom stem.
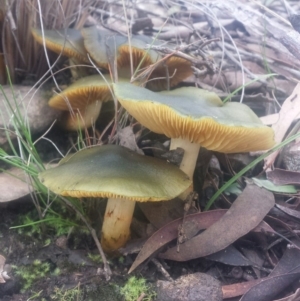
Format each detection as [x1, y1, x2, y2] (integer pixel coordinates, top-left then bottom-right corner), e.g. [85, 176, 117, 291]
[170, 138, 201, 199]
[101, 197, 136, 252]
[66, 101, 102, 130]
[170, 138, 201, 180]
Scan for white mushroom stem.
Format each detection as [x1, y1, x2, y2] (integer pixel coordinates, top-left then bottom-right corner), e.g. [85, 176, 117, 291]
[170, 138, 201, 199]
[101, 198, 136, 252]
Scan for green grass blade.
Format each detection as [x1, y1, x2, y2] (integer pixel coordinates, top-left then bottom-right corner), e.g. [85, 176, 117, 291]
[204, 132, 300, 210]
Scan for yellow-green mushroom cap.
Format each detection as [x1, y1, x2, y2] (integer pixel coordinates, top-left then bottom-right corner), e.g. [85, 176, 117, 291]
[49, 75, 113, 111]
[48, 75, 115, 130]
[81, 26, 158, 69]
[31, 28, 88, 63]
[81, 26, 192, 90]
[148, 56, 193, 91]
[38, 144, 191, 201]
[113, 83, 275, 153]
[81, 27, 110, 68]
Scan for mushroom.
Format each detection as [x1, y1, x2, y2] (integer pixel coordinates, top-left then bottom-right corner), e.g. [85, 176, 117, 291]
[38, 144, 191, 252]
[31, 28, 88, 63]
[113, 83, 275, 190]
[48, 75, 115, 130]
[81, 27, 129, 69]
[81, 26, 192, 90]
[147, 55, 193, 91]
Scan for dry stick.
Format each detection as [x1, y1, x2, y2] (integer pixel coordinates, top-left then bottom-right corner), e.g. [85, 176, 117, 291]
[151, 258, 173, 282]
[5, 1, 25, 65]
[60, 196, 112, 280]
[147, 44, 217, 73]
[177, 192, 198, 252]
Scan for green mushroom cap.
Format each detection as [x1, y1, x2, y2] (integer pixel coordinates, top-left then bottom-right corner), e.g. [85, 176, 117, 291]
[31, 28, 88, 62]
[113, 83, 275, 153]
[39, 145, 191, 201]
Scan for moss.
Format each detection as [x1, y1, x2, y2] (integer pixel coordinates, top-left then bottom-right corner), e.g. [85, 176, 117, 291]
[50, 285, 83, 301]
[87, 253, 103, 264]
[12, 260, 51, 292]
[120, 276, 156, 301]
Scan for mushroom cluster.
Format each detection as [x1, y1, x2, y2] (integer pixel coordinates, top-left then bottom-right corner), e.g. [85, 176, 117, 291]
[37, 26, 275, 253]
[113, 83, 275, 196]
[32, 26, 193, 130]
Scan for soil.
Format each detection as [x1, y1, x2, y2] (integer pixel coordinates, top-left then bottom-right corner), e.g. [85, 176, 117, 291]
[0, 196, 218, 301]
[0, 199, 144, 301]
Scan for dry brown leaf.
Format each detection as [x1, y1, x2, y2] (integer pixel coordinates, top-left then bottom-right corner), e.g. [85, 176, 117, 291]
[242, 273, 300, 301]
[117, 125, 143, 154]
[223, 242, 300, 299]
[275, 204, 300, 220]
[131, 198, 275, 272]
[273, 288, 300, 301]
[205, 245, 252, 267]
[129, 210, 227, 273]
[267, 168, 300, 185]
[159, 184, 275, 261]
[240, 243, 300, 301]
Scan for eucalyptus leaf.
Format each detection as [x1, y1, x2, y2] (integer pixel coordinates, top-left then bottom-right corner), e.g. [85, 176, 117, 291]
[252, 177, 297, 193]
[224, 182, 243, 195]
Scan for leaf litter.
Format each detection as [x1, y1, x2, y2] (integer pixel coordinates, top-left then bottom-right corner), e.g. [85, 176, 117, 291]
[159, 184, 275, 261]
[222, 241, 300, 299]
[267, 168, 300, 186]
[240, 243, 300, 301]
[130, 185, 276, 272]
[129, 209, 227, 273]
[275, 203, 300, 221]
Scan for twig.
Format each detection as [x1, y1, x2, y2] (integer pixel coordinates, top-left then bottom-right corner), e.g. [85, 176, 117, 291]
[146, 44, 217, 73]
[151, 258, 173, 282]
[5, 0, 16, 31]
[177, 192, 198, 252]
[61, 196, 112, 280]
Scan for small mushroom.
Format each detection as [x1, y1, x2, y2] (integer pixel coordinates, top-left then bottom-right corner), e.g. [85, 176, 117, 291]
[81, 27, 129, 69]
[31, 28, 88, 63]
[113, 83, 275, 191]
[81, 26, 192, 90]
[48, 75, 115, 130]
[38, 144, 191, 252]
[81, 26, 159, 72]
[81, 26, 159, 70]
[148, 55, 193, 91]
